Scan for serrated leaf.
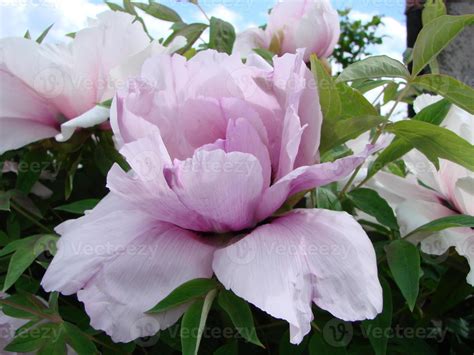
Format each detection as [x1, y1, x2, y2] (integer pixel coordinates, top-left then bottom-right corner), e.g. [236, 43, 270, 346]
[336, 55, 410, 83]
[217, 289, 263, 348]
[348, 188, 399, 230]
[412, 74, 474, 114]
[386, 240, 421, 311]
[209, 17, 236, 55]
[54, 199, 99, 215]
[405, 215, 474, 238]
[147, 278, 219, 313]
[411, 15, 474, 76]
[385, 120, 474, 171]
[181, 290, 216, 355]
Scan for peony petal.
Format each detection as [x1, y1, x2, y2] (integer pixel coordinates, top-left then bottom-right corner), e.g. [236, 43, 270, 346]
[368, 171, 442, 210]
[55, 105, 110, 142]
[397, 199, 474, 286]
[225, 117, 272, 187]
[257, 145, 380, 220]
[213, 209, 382, 344]
[167, 149, 264, 232]
[0, 118, 58, 155]
[233, 28, 269, 59]
[42, 195, 215, 343]
[107, 132, 213, 231]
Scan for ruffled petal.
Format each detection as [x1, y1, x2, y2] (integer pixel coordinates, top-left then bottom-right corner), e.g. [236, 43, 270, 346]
[213, 209, 382, 344]
[107, 131, 213, 231]
[42, 195, 215, 343]
[257, 145, 380, 220]
[167, 149, 264, 232]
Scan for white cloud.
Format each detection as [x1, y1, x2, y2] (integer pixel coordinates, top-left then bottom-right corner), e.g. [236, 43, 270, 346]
[0, 0, 108, 41]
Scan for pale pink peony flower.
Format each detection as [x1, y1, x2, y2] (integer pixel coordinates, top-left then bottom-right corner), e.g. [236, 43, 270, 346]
[370, 94, 474, 285]
[0, 11, 185, 154]
[42, 50, 382, 344]
[234, 0, 340, 61]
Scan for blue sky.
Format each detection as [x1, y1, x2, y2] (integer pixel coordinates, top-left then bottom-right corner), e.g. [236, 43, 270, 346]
[0, 0, 406, 59]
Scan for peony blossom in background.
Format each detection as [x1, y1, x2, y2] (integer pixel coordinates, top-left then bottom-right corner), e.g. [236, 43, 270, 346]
[234, 0, 340, 61]
[0, 11, 185, 155]
[371, 95, 474, 285]
[42, 49, 382, 344]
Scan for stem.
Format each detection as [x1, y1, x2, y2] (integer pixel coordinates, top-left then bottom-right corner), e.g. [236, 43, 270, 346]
[0, 299, 62, 323]
[339, 84, 411, 197]
[10, 200, 54, 234]
[196, 3, 210, 22]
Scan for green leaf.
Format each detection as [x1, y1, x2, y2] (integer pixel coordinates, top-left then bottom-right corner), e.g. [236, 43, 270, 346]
[308, 332, 347, 355]
[133, 1, 182, 22]
[0, 293, 48, 319]
[405, 215, 474, 238]
[63, 322, 98, 355]
[208, 17, 236, 55]
[310, 55, 341, 122]
[37, 326, 66, 355]
[422, 0, 446, 26]
[386, 240, 421, 311]
[315, 187, 342, 211]
[362, 277, 392, 355]
[385, 120, 474, 171]
[320, 115, 385, 153]
[214, 340, 238, 355]
[336, 82, 378, 118]
[366, 98, 451, 180]
[2, 234, 58, 291]
[412, 74, 474, 114]
[147, 278, 219, 313]
[426, 268, 474, 316]
[24, 30, 31, 39]
[0, 190, 12, 211]
[181, 290, 217, 355]
[5, 323, 59, 353]
[105, 1, 124, 11]
[351, 79, 392, 94]
[36, 24, 54, 44]
[383, 82, 399, 105]
[16, 150, 48, 194]
[217, 289, 263, 348]
[336, 55, 410, 82]
[164, 23, 208, 54]
[411, 15, 474, 76]
[54, 199, 99, 215]
[253, 48, 274, 65]
[348, 188, 399, 230]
